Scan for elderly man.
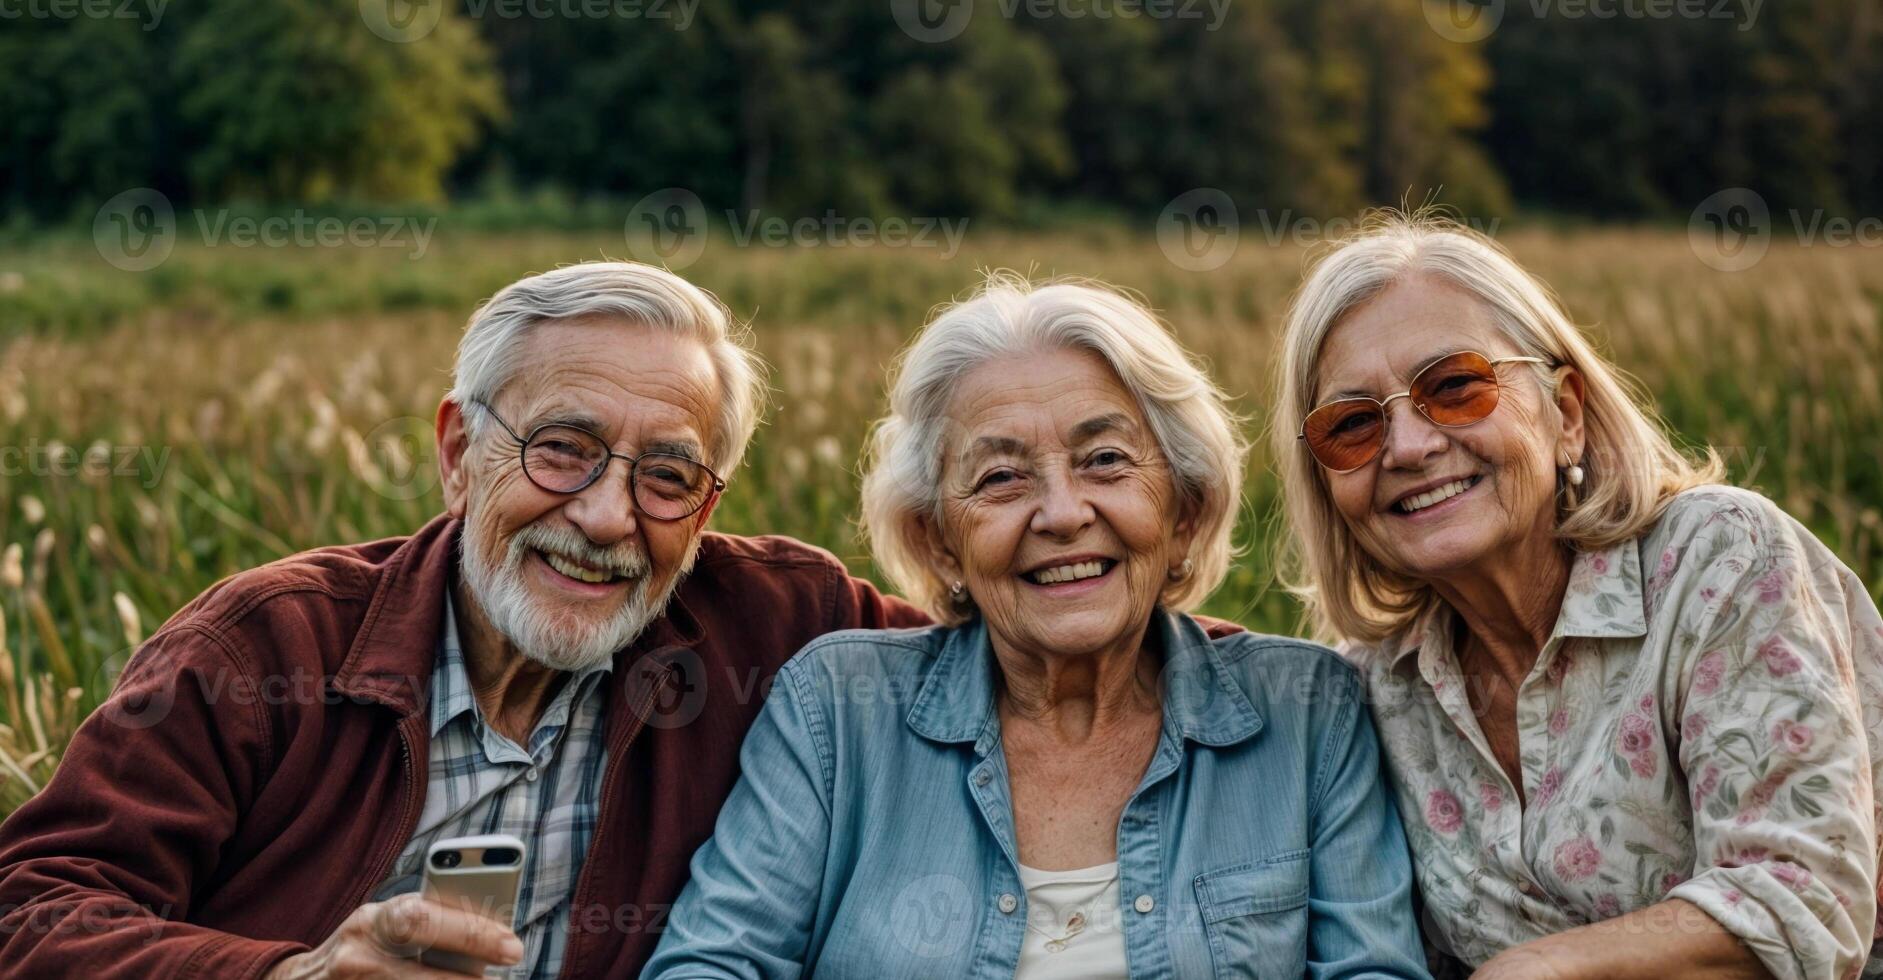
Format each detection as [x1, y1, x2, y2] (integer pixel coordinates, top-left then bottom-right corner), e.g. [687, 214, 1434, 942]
[0, 263, 928, 978]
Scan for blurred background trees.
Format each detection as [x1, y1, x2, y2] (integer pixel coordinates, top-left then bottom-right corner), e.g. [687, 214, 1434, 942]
[0, 0, 1876, 224]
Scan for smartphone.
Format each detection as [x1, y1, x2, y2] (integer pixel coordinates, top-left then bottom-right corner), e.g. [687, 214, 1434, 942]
[418, 833, 527, 975]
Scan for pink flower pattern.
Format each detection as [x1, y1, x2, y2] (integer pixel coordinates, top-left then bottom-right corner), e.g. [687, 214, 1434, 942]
[1552, 836, 1602, 881]
[1759, 635, 1802, 676]
[1532, 767, 1563, 809]
[1347, 487, 1883, 973]
[1425, 790, 1464, 834]
[1773, 719, 1815, 755]
[1692, 651, 1725, 694]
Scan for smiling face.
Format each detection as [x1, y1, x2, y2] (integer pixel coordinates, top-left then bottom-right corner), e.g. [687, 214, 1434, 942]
[440, 316, 722, 671]
[1313, 274, 1583, 581]
[928, 346, 1195, 660]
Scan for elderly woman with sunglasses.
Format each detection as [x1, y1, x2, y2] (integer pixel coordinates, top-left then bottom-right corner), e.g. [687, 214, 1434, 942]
[643, 276, 1431, 979]
[1273, 214, 1883, 980]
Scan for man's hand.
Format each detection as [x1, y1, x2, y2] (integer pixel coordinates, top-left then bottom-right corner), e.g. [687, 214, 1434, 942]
[262, 893, 523, 978]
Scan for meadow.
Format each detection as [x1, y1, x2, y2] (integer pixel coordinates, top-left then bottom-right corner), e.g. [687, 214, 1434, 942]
[0, 225, 1878, 815]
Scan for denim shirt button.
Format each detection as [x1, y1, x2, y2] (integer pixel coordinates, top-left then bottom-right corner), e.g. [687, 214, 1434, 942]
[974, 770, 991, 787]
[998, 893, 1018, 914]
[1133, 894, 1155, 914]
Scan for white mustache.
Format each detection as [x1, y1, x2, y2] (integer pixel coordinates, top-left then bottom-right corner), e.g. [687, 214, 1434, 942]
[507, 522, 651, 579]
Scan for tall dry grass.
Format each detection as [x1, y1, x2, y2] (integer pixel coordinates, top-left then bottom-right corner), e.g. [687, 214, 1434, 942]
[0, 227, 1876, 815]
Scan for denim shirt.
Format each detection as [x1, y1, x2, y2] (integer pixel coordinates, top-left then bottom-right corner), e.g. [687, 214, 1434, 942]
[643, 609, 1430, 979]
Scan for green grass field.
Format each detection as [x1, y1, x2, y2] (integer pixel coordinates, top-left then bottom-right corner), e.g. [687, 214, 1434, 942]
[0, 226, 1878, 814]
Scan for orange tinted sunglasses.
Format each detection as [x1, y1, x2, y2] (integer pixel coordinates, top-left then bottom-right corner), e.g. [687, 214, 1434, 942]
[1299, 350, 1551, 472]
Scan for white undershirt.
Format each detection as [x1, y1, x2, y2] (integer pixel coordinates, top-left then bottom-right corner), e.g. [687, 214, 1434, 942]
[1014, 862, 1129, 980]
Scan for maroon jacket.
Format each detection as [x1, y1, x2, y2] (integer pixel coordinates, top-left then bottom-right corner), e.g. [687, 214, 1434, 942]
[0, 515, 928, 978]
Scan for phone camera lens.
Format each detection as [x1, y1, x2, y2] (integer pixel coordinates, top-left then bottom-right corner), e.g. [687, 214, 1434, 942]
[483, 847, 520, 866]
[432, 850, 462, 870]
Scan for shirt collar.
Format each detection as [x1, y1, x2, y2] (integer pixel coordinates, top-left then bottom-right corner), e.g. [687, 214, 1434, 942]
[430, 591, 615, 739]
[1386, 537, 1649, 669]
[903, 608, 1263, 751]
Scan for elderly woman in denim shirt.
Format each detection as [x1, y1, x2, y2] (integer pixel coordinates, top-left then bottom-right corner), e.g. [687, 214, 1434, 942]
[642, 276, 1429, 980]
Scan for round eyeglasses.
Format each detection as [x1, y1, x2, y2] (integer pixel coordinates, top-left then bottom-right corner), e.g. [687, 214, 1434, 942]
[469, 399, 724, 521]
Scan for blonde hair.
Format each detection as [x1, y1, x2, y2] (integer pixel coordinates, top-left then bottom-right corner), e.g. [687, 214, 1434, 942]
[1272, 212, 1722, 643]
[862, 273, 1249, 624]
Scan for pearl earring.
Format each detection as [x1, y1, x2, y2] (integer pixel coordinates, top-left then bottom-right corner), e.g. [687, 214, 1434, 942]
[1566, 464, 1584, 486]
[1169, 558, 1194, 581]
[948, 580, 967, 603]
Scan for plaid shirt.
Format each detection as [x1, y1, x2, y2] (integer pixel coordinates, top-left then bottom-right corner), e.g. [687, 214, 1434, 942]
[376, 593, 612, 978]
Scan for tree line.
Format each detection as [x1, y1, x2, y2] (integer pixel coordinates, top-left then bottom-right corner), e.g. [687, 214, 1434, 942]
[1, 0, 1877, 225]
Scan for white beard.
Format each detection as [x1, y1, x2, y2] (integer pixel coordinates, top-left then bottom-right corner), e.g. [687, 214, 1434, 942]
[458, 515, 693, 673]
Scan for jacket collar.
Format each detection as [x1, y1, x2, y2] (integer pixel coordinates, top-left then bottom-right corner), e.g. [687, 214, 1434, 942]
[904, 607, 1263, 752]
[330, 513, 706, 715]
[1386, 536, 1650, 669]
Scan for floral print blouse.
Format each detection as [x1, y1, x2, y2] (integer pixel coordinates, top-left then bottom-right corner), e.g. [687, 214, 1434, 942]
[1348, 486, 1883, 980]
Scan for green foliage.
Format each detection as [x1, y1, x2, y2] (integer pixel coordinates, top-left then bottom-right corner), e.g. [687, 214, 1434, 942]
[0, 0, 501, 217]
[174, 0, 501, 202]
[1, 1, 1879, 238]
[1482, 0, 1878, 218]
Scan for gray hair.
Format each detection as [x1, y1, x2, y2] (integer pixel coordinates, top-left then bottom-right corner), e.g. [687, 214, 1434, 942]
[862, 273, 1248, 623]
[449, 261, 768, 475]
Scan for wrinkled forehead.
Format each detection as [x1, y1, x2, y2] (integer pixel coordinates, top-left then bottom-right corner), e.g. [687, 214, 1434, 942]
[1312, 276, 1516, 402]
[498, 317, 720, 454]
[940, 347, 1153, 459]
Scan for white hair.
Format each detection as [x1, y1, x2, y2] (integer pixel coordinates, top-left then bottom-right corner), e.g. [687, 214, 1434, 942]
[449, 261, 768, 476]
[861, 273, 1249, 623]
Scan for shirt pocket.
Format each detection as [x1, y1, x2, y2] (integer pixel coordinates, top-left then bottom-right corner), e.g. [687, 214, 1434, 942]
[1193, 849, 1311, 979]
